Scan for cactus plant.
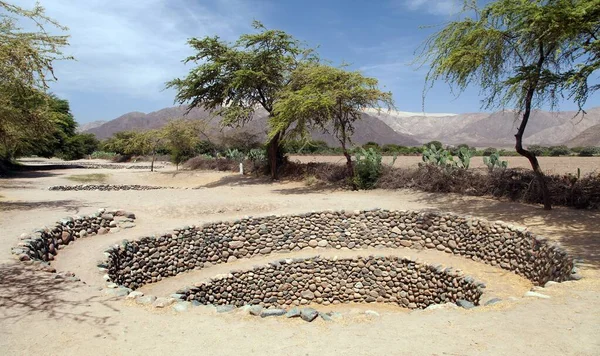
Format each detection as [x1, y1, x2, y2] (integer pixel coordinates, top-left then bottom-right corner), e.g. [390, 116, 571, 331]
[483, 152, 508, 172]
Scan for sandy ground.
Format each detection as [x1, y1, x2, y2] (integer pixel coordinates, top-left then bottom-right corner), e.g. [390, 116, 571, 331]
[1, 160, 599, 355]
[290, 155, 600, 176]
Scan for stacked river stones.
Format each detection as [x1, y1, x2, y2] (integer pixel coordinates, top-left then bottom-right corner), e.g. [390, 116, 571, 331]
[12, 209, 135, 262]
[49, 184, 175, 191]
[181, 256, 483, 309]
[105, 209, 574, 301]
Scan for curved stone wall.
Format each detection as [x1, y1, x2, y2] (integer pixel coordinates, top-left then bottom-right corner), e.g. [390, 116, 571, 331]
[182, 256, 483, 309]
[12, 209, 136, 262]
[106, 209, 574, 290]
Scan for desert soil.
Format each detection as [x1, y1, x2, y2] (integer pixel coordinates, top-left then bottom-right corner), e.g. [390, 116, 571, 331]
[0, 159, 599, 356]
[290, 155, 600, 176]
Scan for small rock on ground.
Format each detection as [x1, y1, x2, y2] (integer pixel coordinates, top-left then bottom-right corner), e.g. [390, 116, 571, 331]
[300, 308, 319, 322]
[153, 297, 176, 308]
[126, 291, 144, 300]
[457, 299, 475, 309]
[172, 302, 191, 312]
[249, 305, 263, 316]
[260, 308, 287, 318]
[524, 291, 551, 299]
[136, 295, 157, 305]
[216, 305, 235, 313]
[484, 298, 502, 306]
[285, 307, 301, 318]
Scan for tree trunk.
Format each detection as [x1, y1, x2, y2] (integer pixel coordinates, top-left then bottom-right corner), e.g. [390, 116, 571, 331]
[268, 131, 282, 180]
[341, 142, 356, 190]
[516, 87, 552, 210]
[150, 151, 155, 172]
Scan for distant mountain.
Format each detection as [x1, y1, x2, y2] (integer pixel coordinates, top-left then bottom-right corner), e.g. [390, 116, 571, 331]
[84, 106, 419, 146]
[84, 105, 600, 147]
[78, 120, 107, 132]
[377, 107, 600, 147]
[564, 122, 600, 147]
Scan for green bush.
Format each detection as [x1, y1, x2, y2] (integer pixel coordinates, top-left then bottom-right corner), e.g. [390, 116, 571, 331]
[481, 147, 498, 156]
[90, 151, 116, 160]
[577, 146, 600, 157]
[527, 145, 550, 156]
[353, 147, 382, 190]
[424, 141, 443, 150]
[483, 152, 508, 171]
[362, 141, 381, 152]
[549, 145, 571, 156]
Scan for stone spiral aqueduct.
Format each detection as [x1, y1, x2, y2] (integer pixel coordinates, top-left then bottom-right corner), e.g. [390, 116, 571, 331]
[14, 209, 575, 312]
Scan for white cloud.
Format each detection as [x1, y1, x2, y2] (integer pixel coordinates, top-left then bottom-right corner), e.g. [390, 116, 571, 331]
[10, 0, 260, 98]
[402, 0, 462, 16]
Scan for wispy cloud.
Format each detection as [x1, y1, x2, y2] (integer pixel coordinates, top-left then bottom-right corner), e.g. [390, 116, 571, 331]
[400, 0, 463, 16]
[11, 0, 260, 98]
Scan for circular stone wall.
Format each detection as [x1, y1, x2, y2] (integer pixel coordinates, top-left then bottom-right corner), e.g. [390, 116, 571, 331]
[106, 209, 574, 292]
[182, 256, 483, 309]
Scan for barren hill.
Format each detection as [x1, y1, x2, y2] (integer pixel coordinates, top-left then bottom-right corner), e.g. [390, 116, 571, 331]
[85, 106, 420, 147]
[377, 107, 600, 147]
[84, 106, 600, 147]
[564, 123, 600, 147]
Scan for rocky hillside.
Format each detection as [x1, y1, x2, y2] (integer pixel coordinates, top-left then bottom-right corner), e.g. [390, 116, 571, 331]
[83, 105, 600, 147]
[377, 107, 600, 147]
[564, 123, 600, 147]
[84, 106, 420, 146]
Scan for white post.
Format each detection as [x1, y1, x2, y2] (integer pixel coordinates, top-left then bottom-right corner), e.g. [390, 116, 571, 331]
[239, 163, 244, 175]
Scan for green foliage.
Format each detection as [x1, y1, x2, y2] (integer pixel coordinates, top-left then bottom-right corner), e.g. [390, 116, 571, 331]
[456, 147, 472, 169]
[90, 151, 117, 160]
[422, 144, 454, 167]
[483, 152, 508, 172]
[527, 145, 550, 156]
[422, 144, 472, 169]
[575, 146, 600, 157]
[162, 119, 203, 169]
[58, 133, 99, 160]
[419, 0, 599, 113]
[482, 147, 498, 156]
[0, 2, 73, 161]
[549, 145, 571, 156]
[166, 21, 316, 177]
[424, 141, 443, 150]
[353, 147, 382, 190]
[362, 142, 381, 151]
[224, 148, 245, 162]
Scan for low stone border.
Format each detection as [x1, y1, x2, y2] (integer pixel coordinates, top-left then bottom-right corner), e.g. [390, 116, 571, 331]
[180, 255, 484, 309]
[12, 208, 136, 263]
[49, 184, 177, 191]
[105, 209, 575, 292]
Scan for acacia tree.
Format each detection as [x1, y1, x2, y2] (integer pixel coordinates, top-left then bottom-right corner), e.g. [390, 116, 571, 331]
[418, 0, 599, 210]
[162, 119, 203, 170]
[0, 1, 72, 161]
[271, 64, 394, 188]
[126, 130, 165, 172]
[166, 21, 315, 179]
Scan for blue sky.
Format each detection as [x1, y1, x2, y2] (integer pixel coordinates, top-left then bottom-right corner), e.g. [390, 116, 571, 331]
[12, 0, 600, 124]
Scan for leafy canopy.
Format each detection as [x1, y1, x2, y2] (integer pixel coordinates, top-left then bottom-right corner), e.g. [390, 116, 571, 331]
[271, 63, 394, 146]
[166, 20, 315, 127]
[418, 0, 599, 112]
[0, 1, 72, 160]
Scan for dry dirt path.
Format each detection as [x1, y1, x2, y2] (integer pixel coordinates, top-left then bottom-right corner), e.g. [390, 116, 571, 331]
[1, 161, 599, 355]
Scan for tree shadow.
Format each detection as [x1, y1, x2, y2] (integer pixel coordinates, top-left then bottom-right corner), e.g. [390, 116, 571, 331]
[271, 184, 339, 195]
[0, 199, 86, 212]
[409, 191, 600, 269]
[0, 263, 118, 338]
[198, 174, 272, 188]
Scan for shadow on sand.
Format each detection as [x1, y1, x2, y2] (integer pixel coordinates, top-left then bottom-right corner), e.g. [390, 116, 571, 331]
[0, 263, 118, 337]
[410, 191, 600, 269]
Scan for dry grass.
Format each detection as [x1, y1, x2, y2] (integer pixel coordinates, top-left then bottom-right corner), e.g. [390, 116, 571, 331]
[65, 173, 109, 184]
